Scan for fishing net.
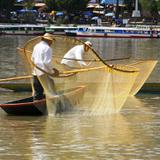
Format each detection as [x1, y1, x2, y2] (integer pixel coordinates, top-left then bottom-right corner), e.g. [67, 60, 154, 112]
[128, 60, 157, 96]
[21, 35, 140, 115]
[108, 59, 158, 96]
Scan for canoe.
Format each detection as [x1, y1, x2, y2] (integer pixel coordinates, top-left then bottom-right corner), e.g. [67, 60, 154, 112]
[0, 86, 85, 116]
[0, 97, 46, 116]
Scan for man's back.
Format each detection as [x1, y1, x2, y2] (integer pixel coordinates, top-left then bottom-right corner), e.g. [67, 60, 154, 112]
[61, 45, 87, 67]
[32, 41, 53, 76]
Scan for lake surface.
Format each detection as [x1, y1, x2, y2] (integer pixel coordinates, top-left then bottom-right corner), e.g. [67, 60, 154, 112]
[0, 35, 160, 160]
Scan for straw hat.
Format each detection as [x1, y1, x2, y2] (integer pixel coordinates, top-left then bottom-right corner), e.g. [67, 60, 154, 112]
[84, 41, 92, 47]
[42, 33, 55, 41]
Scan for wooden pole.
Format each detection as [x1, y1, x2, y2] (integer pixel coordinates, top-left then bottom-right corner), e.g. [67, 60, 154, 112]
[0, 75, 32, 82]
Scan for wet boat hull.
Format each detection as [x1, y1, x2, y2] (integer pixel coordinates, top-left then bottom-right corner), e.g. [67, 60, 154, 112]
[0, 86, 86, 115]
[0, 97, 46, 116]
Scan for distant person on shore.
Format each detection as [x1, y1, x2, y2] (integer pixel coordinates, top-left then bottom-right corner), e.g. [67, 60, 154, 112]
[31, 33, 58, 101]
[97, 17, 102, 26]
[61, 41, 92, 68]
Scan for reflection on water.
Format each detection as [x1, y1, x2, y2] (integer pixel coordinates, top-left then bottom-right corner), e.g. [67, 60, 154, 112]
[0, 35, 160, 159]
[0, 91, 30, 104]
[0, 35, 34, 78]
[0, 94, 160, 160]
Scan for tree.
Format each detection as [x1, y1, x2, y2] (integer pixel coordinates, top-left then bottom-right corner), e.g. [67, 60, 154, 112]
[44, 0, 57, 11]
[139, 0, 158, 17]
[150, 0, 158, 17]
[157, 0, 160, 11]
[0, 0, 15, 13]
[44, 0, 90, 14]
[124, 0, 134, 13]
[0, 0, 15, 21]
[23, 0, 34, 10]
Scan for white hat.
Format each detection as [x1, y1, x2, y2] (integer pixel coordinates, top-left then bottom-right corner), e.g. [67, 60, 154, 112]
[84, 41, 92, 47]
[42, 33, 55, 41]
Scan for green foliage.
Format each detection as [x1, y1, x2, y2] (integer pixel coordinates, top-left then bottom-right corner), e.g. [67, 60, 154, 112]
[44, 0, 90, 13]
[123, 0, 159, 17]
[139, 0, 157, 12]
[140, 0, 153, 10]
[156, 0, 160, 11]
[140, 0, 159, 16]
[0, 0, 15, 11]
[123, 0, 133, 13]
[23, 0, 34, 10]
[44, 0, 57, 11]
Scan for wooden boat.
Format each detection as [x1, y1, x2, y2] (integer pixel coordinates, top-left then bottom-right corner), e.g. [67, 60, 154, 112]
[0, 97, 46, 116]
[0, 86, 85, 115]
[65, 26, 160, 38]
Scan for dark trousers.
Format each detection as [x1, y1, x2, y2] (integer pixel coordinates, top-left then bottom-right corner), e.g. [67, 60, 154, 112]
[33, 76, 44, 100]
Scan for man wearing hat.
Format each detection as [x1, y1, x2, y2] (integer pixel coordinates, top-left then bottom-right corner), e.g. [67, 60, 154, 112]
[61, 41, 92, 68]
[31, 33, 57, 101]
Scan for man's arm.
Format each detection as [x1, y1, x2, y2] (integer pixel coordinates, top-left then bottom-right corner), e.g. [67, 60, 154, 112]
[75, 50, 87, 67]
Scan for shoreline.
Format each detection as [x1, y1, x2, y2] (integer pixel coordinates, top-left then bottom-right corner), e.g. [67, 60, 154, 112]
[0, 82, 160, 93]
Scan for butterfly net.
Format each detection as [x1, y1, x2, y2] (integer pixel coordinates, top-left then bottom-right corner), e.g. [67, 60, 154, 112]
[20, 35, 140, 115]
[128, 60, 157, 96]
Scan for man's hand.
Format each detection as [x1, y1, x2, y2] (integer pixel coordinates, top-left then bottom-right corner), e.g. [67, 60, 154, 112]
[51, 68, 59, 76]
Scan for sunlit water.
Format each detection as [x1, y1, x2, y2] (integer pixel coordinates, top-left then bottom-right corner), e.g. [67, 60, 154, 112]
[0, 35, 160, 159]
[0, 93, 159, 160]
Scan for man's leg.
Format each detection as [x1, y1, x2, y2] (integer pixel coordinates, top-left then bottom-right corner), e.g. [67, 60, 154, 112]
[38, 74, 58, 115]
[33, 76, 44, 100]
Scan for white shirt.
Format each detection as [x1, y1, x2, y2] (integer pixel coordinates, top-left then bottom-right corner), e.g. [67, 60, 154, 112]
[61, 45, 87, 67]
[31, 41, 53, 76]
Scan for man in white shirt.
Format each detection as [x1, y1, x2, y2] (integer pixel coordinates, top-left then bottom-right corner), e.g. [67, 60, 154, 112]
[31, 33, 57, 101]
[61, 41, 92, 68]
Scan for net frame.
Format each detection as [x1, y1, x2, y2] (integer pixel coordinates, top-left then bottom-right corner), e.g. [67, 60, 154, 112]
[128, 60, 157, 95]
[21, 35, 140, 115]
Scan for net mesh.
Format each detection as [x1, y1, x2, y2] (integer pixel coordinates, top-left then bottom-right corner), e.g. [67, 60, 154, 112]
[107, 59, 158, 96]
[21, 35, 141, 115]
[128, 60, 157, 96]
